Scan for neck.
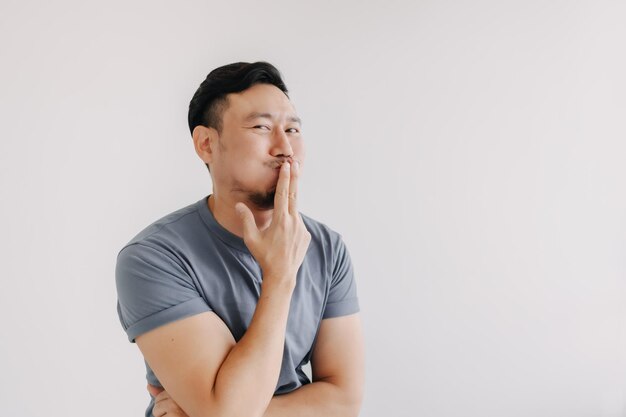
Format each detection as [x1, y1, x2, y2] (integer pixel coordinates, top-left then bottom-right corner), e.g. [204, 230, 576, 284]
[208, 192, 273, 238]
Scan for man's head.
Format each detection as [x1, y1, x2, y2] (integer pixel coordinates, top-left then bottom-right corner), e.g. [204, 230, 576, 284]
[189, 62, 305, 210]
[188, 62, 289, 138]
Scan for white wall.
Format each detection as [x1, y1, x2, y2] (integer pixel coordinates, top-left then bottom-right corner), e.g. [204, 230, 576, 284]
[1, 1, 624, 416]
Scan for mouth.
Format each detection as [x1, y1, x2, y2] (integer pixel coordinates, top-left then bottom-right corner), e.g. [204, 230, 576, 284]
[271, 159, 295, 170]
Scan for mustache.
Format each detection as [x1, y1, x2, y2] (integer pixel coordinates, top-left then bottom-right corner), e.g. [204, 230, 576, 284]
[270, 158, 297, 169]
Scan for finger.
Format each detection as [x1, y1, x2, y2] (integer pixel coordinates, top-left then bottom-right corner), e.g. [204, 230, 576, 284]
[153, 388, 172, 404]
[274, 161, 291, 215]
[288, 160, 299, 215]
[235, 202, 259, 242]
[147, 384, 164, 397]
[152, 399, 167, 417]
[153, 396, 185, 417]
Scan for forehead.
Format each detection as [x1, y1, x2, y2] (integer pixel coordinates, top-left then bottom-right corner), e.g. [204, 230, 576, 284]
[223, 83, 297, 121]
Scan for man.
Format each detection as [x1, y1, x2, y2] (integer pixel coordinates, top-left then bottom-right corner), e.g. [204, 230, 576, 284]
[115, 61, 364, 417]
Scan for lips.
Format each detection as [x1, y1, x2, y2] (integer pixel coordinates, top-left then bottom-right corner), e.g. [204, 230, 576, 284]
[272, 159, 294, 170]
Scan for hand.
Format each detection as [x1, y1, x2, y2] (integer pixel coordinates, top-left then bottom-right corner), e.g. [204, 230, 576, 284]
[236, 161, 311, 288]
[147, 384, 189, 417]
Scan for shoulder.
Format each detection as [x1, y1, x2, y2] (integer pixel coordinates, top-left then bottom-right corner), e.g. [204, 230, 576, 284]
[300, 212, 345, 246]
[299, 212, 351, 267]
[117, 200, 203, 258]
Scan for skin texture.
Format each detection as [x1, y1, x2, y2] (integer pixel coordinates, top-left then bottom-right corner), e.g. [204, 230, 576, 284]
[147, 314, 365, 417]
[193, 83, 307, 239]
[136, 83, 365, 417]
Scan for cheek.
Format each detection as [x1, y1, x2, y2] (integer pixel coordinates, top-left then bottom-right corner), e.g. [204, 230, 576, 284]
[293, 141, 306, 162]
[228, 145, 269, 179]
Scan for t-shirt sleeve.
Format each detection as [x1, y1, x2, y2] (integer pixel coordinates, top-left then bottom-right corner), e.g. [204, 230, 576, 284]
[115, 243, 212, 343]
[322, 234, 360, 319]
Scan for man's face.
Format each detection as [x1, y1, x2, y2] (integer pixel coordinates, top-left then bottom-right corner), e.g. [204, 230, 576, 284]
[209, 83, 305, 210]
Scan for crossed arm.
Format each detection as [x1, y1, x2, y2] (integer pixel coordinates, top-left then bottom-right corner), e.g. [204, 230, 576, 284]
[134, 161, 363, 416]
[138, 311, 364, 417]
[266, 313, 364, 417]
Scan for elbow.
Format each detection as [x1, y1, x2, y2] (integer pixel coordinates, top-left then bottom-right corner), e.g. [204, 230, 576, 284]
[345, 391, 364, 417]
[333, 397, 362, 417]
[195, 398, 267, 417]
[329, 379, 364, 417]
[346, 377, 365, 417]
[195, 407, 262, 417]
[195, 410, 259, 417]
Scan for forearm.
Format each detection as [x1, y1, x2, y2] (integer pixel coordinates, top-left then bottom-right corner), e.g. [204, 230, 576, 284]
[263, 378, 362, 417]
[212, 280, 294, 417]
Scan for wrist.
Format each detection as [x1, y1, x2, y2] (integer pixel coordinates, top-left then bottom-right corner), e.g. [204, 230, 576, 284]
[260, 274, 296, 294]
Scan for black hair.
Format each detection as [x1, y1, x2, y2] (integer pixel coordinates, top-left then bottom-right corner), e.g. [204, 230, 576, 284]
[188, 61, 289, 136]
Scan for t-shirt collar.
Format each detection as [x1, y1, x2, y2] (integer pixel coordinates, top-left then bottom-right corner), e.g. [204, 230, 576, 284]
[196, 195, 250, 254]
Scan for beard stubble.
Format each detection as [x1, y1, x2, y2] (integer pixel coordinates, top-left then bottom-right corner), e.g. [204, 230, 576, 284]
[246, 188, 276, 210]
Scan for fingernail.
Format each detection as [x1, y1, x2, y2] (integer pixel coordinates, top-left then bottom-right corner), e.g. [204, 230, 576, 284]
[283, 162, 290, 170]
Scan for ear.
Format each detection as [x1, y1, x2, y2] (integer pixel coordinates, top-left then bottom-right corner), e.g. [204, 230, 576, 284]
[192, 125, 218, 167]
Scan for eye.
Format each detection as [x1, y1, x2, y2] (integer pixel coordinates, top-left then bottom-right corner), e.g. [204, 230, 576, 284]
[254, 125, 271, 130]
[286, 127, 300, 133]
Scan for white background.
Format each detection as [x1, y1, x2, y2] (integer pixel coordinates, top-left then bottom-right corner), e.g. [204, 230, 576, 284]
[1, 1, 625, 416]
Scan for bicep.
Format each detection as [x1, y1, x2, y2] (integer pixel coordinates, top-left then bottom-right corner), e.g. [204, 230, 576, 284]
[310, 313, 365, 402]
[136, 311, 236, 417]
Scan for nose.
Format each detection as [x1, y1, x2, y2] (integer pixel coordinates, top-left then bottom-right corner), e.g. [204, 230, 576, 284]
[270, 129, 293, 159]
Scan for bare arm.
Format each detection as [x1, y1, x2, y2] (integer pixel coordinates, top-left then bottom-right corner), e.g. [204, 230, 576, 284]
[139, 281, 293, 417]
[148, 313, 365, 417]
[138, 160, 311, 417]
[262, 313, 365, 417]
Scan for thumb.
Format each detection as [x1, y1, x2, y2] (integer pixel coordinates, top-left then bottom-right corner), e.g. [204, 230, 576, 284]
[235, 202, 259, 241]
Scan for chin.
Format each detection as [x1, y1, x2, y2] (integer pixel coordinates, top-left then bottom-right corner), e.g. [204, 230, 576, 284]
[247, 189, 276, 210]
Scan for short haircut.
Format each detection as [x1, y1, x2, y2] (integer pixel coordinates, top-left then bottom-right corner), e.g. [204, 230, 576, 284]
[188, 61, 289, 135]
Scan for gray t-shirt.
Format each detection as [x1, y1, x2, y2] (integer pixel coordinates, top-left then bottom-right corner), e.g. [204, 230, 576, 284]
[115, 195, 359, 414]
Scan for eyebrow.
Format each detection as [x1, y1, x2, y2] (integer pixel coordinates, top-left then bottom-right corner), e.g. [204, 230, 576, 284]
[244, 112, 302, 125]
